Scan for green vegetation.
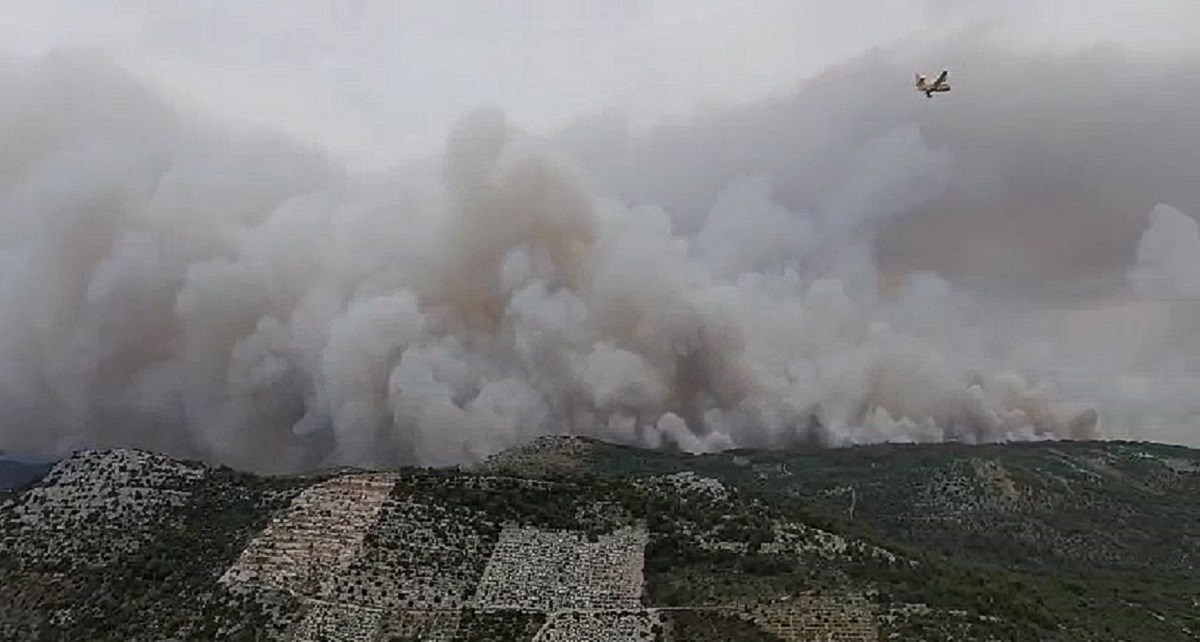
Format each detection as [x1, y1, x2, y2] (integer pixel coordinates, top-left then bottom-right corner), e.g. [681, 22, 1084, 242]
[582, 438, 1200, 641]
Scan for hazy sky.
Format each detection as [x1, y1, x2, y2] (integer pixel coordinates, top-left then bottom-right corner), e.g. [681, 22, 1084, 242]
[4, 1, 1198, 171]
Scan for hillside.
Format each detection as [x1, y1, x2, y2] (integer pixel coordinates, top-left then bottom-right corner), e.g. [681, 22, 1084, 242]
[1, 438, 1197, 641]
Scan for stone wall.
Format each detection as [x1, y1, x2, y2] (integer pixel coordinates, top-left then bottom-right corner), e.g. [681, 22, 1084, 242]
[289, 601, 383, 642]
[534, 610, 665, 642]
[472, 524, 649, 612]
[317, 495, 496, 611]
[378, 609, 462, 641]
[748, 592, 878, 642]
[219, 473, 395, 594]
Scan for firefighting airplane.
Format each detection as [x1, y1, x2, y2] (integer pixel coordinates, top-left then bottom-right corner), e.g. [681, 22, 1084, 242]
[915, 70, 950, 97]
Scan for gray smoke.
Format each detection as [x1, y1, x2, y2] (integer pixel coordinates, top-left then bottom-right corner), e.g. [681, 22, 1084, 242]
[0, 38, 1197, 473]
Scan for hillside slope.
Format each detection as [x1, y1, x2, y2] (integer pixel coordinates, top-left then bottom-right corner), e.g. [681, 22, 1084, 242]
[1, 438, 1197, 641]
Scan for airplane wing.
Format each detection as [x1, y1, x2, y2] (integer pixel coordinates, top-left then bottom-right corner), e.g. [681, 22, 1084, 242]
[933, 70, 948, 86]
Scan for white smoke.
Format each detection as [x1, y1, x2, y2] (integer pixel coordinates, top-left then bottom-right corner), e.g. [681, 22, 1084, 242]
[0, 42, 1197, 473]
[1097, 204, 1200, 446]
[1129, 204, 1200, 300]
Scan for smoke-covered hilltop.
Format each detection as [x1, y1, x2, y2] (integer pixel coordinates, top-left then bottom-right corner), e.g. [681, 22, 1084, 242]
[0, 38, 1197, 473]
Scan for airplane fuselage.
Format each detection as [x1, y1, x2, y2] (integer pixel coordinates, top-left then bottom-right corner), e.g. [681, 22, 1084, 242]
[915, 70, 950, 97]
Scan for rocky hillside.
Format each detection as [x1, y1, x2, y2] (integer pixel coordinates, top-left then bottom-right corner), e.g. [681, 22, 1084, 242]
[1, 438, 1197, 641]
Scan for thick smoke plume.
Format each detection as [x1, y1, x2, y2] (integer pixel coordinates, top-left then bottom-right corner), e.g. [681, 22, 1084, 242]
[1, 39, 1198, 472]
